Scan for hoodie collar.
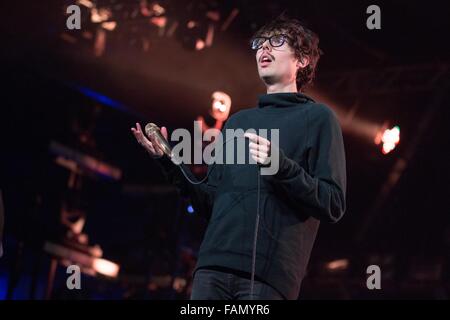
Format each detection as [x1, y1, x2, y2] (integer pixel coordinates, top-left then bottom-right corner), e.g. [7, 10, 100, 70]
[258, 92, 315, 109]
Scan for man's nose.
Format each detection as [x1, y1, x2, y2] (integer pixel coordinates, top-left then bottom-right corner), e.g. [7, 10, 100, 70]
[261, 39, 272, 51]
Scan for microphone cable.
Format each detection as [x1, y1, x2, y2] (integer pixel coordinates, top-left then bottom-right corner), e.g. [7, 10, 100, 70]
[168, 134, 262, 299]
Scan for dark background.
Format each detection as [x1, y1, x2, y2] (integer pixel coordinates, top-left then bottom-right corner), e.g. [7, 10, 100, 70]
[0, 0, 449, 299]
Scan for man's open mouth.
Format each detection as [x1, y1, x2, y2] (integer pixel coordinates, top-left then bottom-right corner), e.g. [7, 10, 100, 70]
[260, 55, 273, 67]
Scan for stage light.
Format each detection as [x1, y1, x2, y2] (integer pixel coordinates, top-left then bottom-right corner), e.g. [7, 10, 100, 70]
[91, 7, 111, 23]
[151, 2, 165, 16]
[187, 20, 197, 29]
[177, 21, 204, 51]
[93, 258, 120, 277]
[77, 0, 94, 9]
[101, 21, 116, 31]
[325, 258, 349, 272]
[173, 277, 187, 292]
[141, 0, 166, 30]
[375, 125, 400, 154]
[195, 39, 205, 51]
[150, 16, 167, 28]
[187, 205, 194, 214]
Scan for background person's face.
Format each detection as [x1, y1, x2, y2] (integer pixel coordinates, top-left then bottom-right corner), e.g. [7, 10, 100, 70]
[255, 35, 299, 88]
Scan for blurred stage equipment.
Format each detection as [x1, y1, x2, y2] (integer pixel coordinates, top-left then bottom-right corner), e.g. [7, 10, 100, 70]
[43, 241, 119, 279]
[0, 190, 4, 258]
[50, 141, 122, 181]
[43, 140, 122, 299]
[61, 1, 239, 56]
[355, 78, 450, 243]
[316, 63, 450, 144]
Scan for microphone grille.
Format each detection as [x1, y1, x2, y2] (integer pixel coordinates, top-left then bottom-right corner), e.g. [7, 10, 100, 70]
[144, 123, 159, 138]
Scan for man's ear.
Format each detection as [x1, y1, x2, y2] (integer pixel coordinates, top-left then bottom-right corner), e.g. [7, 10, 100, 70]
[297, 56, 309, 69]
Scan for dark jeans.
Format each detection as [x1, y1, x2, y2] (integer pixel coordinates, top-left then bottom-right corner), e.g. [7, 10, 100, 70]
[190, 267, 285, 300]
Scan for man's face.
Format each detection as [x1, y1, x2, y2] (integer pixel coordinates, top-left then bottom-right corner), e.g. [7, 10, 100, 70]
[255, 34, 299, 86]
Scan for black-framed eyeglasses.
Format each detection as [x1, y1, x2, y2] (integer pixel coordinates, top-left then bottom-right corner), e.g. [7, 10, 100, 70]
[250, 34, 290, 50]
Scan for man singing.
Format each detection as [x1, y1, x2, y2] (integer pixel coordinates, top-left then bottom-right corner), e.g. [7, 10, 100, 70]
[131, 15, 346, 300]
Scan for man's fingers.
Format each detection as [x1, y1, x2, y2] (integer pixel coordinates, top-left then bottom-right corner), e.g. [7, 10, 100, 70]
[132, 127, 155, 150]
[152, 144, 164, 157]
[251, 154, 270, 165]
[250, 149, 268, 159]
[132, 123, 165, 158]
[147, 131, 159, 147]
[140, 137, 156, 153]
[161, 126, 168, 140]
[244, 132, 270, 144]
[250, 154, 264, 164]
[132, 122, 167, 157]
[132, 128, 146, 143]
[250, 149, 265, 157]
[244, 133, 270, 146]
[143, 141, 161, 157]
[244, 133, 258, 143]
[246, 133, 271, 164]
[131, 128, 140, 139]
[249, 142, 269, 153]
[147, 133, 165, 155]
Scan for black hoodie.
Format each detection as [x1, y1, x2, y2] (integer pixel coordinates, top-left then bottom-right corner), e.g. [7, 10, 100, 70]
[158, 92, 347, 299]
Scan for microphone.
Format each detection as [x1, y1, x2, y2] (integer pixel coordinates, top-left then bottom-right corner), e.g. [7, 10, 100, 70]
[144, 123, 173, 158]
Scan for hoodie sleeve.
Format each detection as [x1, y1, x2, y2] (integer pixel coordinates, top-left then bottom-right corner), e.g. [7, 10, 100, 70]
[156, 157, 221, 220]
[155, 123, 226, 220]
[267, 107, 347, 223]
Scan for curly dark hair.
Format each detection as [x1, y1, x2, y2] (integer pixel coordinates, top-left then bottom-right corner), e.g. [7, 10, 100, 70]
[252, 14, 323, 92]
